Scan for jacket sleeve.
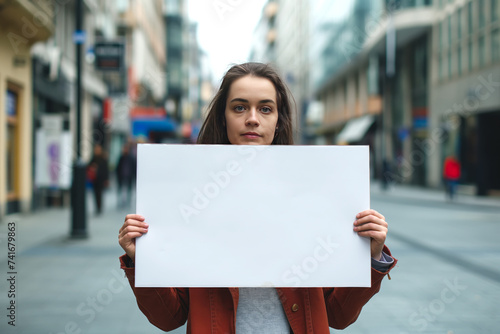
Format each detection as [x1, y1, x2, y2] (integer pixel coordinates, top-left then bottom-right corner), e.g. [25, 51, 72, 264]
[322, 245, 397, 329]
[119, 254, 189, 331]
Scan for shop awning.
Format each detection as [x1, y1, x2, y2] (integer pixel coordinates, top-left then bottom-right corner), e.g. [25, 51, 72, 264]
[336, 115, 375, 144]
[132, 117, 177, 138]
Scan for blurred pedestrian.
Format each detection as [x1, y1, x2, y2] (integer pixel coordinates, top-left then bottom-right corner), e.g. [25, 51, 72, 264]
[443, 155, 461, 201]
[88, 144, 109, 215]
[381, 158, 392, 190]
[118, 62, 397, 333]
[116, 143, 136, 208]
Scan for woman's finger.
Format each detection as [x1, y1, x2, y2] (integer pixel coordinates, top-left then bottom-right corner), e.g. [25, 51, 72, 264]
[356, 229, 386, 239]
[353, 222, 387, 233]
[120, 217, 148, 234]
[356, 209, 385, 221]
[119, 225, 148, 239]
[125, 214, 145, 222]
[354, 215, 388, 228]
[119, 231, 143, 243]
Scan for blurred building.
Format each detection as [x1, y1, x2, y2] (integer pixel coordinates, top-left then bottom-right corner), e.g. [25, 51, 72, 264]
[309, 0, 413, 180]
[164, 0, 214, 142]
[118, 0, 169, 144]
[308, 0, 500, 196]
[30, 0, 110, 209]
[250, 1, 278, 64]
[184, 22, 203, 141]
[430, 0, 500, 196]
[250, 0, 309, 143]
[275, 0, 310, 143]
[164, 0, 187, 123]
[1, 0, 187, 219]
[0, 0, 54, 217]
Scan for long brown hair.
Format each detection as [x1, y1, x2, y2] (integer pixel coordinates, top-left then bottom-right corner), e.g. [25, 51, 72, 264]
[197, 62, 295, 145]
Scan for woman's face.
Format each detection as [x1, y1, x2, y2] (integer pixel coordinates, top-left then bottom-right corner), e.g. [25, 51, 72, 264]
[225, 75, 279, 145]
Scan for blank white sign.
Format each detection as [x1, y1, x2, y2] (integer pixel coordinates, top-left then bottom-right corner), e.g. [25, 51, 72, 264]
[135, 144, 370, 287]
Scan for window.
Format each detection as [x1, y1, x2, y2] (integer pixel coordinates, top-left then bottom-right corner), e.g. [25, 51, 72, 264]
[6, 90, 17, 116]
[439, 22, 444, 51]
[493, 28, 500, 62]
[479, 0, 486, 28]
[468, 1, 474, 35]
[165, 0, 180, 14]
[448, 16, 452, 45]
[468, 40, 474, 70]
[6, 89, 18, 195]
[439, 53, 444, 80]
[457, 8, 463, 40]
[479, 35, 486, 66]
[448, 49, 452, 78]
[457, 45, 462, 76]
[493, 0, 499, 22]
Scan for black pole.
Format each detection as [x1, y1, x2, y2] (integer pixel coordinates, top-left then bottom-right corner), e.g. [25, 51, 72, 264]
[381, 13, 395, 191]
[381, 76, 390, 190]
[71, 0, 87, 238]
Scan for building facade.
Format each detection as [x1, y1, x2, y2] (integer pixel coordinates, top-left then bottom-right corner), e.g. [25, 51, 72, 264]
[274, 0, 309, 143]
[0, 0, 182, 219]
[308, 0, 499, 196]
[115, 0, 170, 144]
[250, 1, 278, 65]
[30, 0, 110, 209]
[164, 0, 187, 123]
[429, 0, 500, 195]
[250, 0, 309, 142]
[0, 0, 54, 217]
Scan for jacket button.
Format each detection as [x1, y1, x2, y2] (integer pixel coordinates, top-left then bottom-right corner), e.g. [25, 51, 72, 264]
[292, 304, 299, 312]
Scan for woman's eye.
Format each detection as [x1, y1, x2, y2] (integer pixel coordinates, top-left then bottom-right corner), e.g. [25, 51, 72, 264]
[261, 106, 272, 113]
[234, 106, 245, 112]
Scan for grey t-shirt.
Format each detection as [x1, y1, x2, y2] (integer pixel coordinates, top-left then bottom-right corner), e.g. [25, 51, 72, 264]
[235, 288, 290, 333]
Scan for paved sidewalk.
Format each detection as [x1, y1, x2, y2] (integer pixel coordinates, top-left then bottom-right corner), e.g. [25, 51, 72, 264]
[0, 182, 498, 333]
[0, 188, 182, 334]
[371, 181, 500, 209]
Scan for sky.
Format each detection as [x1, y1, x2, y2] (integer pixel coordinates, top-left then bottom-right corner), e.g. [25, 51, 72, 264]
[187, 0, 268, 83]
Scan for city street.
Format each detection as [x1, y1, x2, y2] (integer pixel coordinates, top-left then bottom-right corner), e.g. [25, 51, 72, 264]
[1, 1, 499, 333]
[0, 184, 499, 334]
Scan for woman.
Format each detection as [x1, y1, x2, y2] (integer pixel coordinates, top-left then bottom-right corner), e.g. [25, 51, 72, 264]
[118, 63, 396, 333]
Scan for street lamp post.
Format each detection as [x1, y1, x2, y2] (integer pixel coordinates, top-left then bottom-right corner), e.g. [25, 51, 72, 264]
[381, 13, 396, 191]
[71, 0, 88, 238]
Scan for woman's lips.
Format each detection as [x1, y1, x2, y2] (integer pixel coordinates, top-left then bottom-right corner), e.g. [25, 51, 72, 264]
[242, 132, 261, 139]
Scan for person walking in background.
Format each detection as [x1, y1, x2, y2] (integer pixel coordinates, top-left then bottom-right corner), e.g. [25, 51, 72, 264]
[88, 144, 109, 215]
[116, 143, 136, 208]
[443, 155, 461, 201]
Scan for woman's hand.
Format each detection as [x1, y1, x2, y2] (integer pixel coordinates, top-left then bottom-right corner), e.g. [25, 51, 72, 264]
[353, 209, 388, 261]
[118, 214, 148, 262]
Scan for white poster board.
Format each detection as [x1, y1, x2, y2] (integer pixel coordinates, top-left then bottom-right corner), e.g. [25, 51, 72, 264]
[135, 144, 370, 287]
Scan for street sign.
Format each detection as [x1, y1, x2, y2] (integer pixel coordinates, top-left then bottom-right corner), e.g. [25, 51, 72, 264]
[94, 41, 125, 71]
[72, 30, 86, 44]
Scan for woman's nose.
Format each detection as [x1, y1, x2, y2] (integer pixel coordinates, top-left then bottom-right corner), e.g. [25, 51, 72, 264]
[245, 108, 260, 126]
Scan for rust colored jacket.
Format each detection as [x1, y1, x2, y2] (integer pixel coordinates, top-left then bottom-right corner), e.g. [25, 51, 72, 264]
[120, 246, 397, 333]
